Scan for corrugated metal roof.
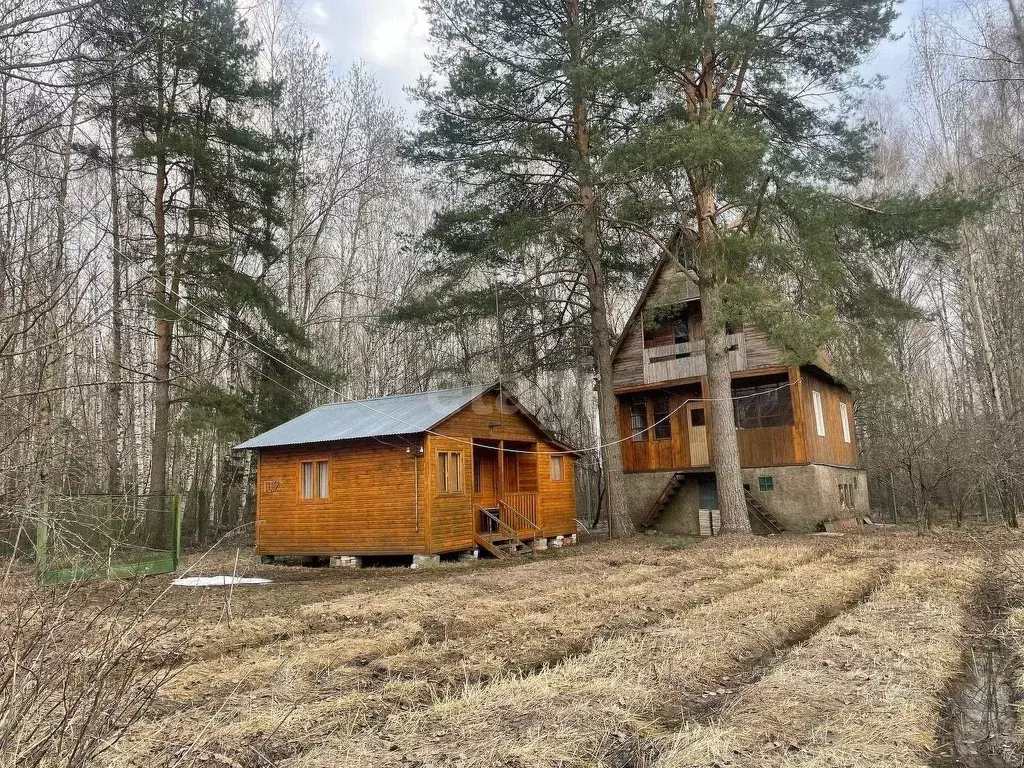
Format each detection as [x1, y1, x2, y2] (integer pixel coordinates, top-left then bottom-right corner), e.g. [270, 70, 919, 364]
[234, 384, 492, 450]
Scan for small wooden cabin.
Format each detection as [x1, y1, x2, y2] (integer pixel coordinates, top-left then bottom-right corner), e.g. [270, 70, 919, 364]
[236, 384, 578, 562]
[612, 256, 869, 533]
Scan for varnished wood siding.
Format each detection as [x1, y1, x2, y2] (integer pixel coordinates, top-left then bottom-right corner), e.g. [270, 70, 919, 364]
[425, 432, 475, 553]
[619, 376, 803, 471]
[536, 444, 577, 536]
[429, 391, 577, 546]
[256, 440, 426, 555]
[801, 369, 859, 467]
[612, 259, 784, 389]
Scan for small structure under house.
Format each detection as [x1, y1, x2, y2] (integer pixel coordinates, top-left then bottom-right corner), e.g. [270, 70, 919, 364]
[235, 384, 578, 565]
[612, 255, 869, 534]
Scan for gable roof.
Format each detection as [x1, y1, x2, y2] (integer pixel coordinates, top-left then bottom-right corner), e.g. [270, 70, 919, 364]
[611, 252, 676, 364]
[234, 383, 577, 453]
[235, 384, 490, 450]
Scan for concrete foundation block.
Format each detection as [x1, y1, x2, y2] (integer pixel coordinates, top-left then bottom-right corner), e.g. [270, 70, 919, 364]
[565, 534, 577, 546]
[411, 554, 441, 569]
[531, 537, 549, 551]
[551, 535, 564, 548]
[459, 547, 480, 561]
[329, 555, 362, 568]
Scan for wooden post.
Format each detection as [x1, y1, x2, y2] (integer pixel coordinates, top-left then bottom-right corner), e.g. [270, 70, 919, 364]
[890, 469, 899, 525]
[171, 493, 182, 570]
[498, 440, 505, 529]
[105, 495, 114, 579]
[35, 497, 49, 583]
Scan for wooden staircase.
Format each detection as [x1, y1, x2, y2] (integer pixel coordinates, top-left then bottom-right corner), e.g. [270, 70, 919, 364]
[641, 472, 687, 528]
[744, 490, 786, 535]
[474, 507, 529, 559]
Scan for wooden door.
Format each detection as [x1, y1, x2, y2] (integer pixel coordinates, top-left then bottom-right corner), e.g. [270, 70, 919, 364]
[687, 403, 709, 466]
[473, 454, 498, 509]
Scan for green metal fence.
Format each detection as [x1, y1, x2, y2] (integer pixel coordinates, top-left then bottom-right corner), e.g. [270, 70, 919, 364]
[35, 494, 182, 585]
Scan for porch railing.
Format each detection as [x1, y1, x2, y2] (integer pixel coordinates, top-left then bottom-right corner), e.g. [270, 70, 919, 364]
[500, 492, 540, 533]
[642, 333, 746, 383]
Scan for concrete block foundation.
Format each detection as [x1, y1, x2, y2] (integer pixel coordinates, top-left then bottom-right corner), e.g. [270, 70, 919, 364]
[531, 537, 549, 551]
[624, 465, 870, 534]
[329, 555, 362, 568]
[411, 554, 441, 568]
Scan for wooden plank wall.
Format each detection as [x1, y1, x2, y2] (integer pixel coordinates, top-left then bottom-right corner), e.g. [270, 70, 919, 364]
[613, 258, 784, 389]
[535, 444, 577, 536]
[256, 439, 426, 556]
[800, 368, 859, 467]
[618, 377, 807, 471]
[430, 391, 578, 546]
[255, 390, 578, 556]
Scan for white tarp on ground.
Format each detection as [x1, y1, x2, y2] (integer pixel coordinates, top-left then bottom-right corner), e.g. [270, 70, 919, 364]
[172, 575, 272, 587]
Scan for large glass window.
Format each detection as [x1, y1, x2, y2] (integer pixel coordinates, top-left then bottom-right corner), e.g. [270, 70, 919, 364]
[733, 379, 793, 429]
[629, 399, 649, 442]
[652, 394, 672, 440]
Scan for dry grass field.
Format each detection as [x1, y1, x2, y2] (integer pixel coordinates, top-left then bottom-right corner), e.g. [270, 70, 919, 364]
[5, 531, 1024, 768]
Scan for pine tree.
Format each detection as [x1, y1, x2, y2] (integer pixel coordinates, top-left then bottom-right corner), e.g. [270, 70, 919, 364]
[607, 0, 975, 533]
[91, 0, 307, 522]
[408, 0, 647, 537]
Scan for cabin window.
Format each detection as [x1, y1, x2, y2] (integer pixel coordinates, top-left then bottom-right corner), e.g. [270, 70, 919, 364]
[758, 476, 774, 492]
[651, 394, 672, 440]
[672, 311, 690, 344]
[550, 454, 565, 481]
[812, 390, 826, 436]
[732, 379, 793, 429]
[839, 483, 855, 509]
[629, 399, 649, 442]
[840, 402, 851, 443]
[438, 451, 463, 493]
[300, 460, 329, 500]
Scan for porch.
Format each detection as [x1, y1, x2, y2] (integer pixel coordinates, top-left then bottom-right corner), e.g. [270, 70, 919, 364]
[472, 438, 542, 544]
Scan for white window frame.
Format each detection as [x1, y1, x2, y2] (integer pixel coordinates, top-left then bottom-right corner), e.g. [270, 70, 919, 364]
[550, 454, 564, 481]
[812, 390, 826, 437]
[839, 402, 851, 444]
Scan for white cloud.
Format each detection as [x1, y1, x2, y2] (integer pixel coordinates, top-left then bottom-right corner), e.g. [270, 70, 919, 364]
[310, 1, 329, 22]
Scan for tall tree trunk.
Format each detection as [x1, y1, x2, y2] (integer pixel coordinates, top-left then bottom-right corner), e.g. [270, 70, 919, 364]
[699, 278, 750, 533]
[581, 192, 632, 537]
[149, 147, 171, 509]
[105, 82, 123, 497]
[565, 0, 631, 536]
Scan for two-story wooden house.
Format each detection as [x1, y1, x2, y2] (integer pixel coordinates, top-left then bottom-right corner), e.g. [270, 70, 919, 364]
[612, 256, 869, 534]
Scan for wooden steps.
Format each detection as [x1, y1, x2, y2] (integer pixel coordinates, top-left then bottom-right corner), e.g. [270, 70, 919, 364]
[641, 472, 687, 528]
[474, 506, 530, 558]
[744, 490, 785, 535]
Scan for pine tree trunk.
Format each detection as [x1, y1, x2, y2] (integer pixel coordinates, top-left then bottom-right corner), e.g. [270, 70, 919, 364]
[699, 279, 750, 534]
[105, 83, 123, 497]
[581, 184, 632, 538]
[565, 0, 632, 537]
[149, 151, 171, 511]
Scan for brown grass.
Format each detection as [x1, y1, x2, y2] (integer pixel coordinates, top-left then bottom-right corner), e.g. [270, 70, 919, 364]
[656, 556, 981, 767]
[11, 532, 1007, 768]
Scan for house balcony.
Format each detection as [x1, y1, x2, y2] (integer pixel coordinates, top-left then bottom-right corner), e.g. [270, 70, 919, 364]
[642, 333, 746, 384]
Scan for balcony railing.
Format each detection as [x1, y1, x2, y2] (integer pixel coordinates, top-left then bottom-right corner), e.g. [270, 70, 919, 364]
[642, 333, 746, 384]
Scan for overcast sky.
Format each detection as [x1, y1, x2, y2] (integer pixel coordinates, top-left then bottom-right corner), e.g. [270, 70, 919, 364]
[300, 0, 928, 120]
